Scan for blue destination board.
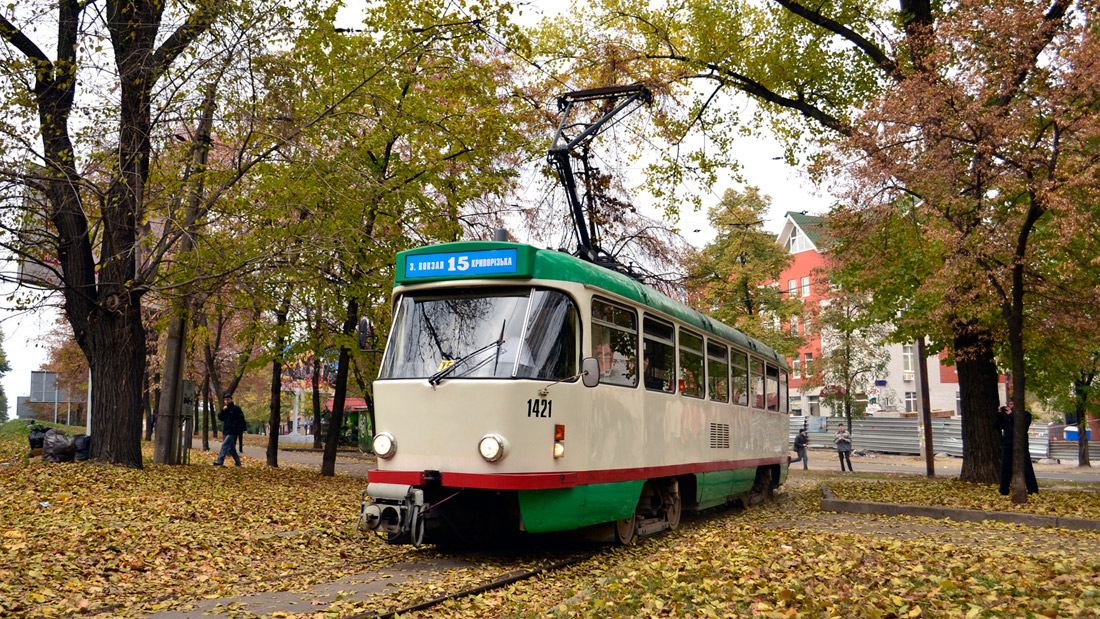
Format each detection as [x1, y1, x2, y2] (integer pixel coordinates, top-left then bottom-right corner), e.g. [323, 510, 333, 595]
[405, 248, 519, 279]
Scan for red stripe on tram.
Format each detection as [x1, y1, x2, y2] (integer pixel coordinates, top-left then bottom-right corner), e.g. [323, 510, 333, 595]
[367, 456, 788, 490]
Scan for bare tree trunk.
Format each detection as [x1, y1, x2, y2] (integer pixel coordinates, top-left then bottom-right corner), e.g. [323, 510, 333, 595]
[322, 299, 359, 477]
[1074, 372, 1094, 467]
[312, 354, 323, 449]
[202, 373, 211, 450]
[142, 368, 154, 441]
[954, 321, 1001, 484]
[266, 296, 291, 467]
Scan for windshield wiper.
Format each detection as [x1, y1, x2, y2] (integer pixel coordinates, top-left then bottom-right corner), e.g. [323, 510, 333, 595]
[429, 323, 506, 386]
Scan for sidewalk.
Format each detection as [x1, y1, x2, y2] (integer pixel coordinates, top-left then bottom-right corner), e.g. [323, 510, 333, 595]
[188, 436, 375, 477]
[789, 448, 1100, 482]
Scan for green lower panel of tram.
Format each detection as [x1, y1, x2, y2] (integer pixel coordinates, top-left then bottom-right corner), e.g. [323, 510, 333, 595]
[693, 468, 758, 510]
[517, 480, 645, 533]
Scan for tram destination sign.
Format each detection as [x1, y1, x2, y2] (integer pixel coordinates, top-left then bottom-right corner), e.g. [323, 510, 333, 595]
[404, 248, 519, 279]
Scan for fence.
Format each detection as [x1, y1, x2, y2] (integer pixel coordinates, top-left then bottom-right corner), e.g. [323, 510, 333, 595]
[788, 416, 1099, 461]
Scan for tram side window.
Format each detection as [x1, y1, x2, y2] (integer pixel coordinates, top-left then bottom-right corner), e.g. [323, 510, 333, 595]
[780, 370, 789, 413]
[678, 329, 705, 399]
[643, 317, 676, 393]
[731, 351, 748, 406]
[591, 298, 638, 387]
[517, 290, 579, 380]
[707, 341, 729, 403]
[750, 358, 765, 409]
[765, 364, 779, 411]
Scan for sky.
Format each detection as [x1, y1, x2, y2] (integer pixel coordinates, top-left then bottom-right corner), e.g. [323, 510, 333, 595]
[0, 0, 835, 420]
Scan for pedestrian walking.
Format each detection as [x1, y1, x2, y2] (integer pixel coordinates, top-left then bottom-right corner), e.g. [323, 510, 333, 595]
[834, 423, 853, 472]
[790, 428, 810, 470]
[215, 393, 246, 467]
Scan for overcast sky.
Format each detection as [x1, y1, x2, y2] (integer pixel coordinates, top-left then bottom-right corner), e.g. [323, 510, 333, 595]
[1, 1, 835, 419]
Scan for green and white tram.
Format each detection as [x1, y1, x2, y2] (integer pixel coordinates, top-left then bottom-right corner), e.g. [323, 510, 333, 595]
[359, 240, 790, 545]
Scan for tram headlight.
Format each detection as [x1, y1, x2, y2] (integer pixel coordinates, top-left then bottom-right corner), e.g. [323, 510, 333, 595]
[373, 432, 397, 459]
[478, 433, 506, 462]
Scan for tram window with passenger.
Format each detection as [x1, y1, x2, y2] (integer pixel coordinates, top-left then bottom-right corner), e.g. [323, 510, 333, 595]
[678, 329, 705, 398]
[780, 370, 789, 413]
[731, 350, 748, 406]
[591, 298, 638, 387]
[766, 364, 780, 411]
[707, 342, 729, 403]
[750, 358, 765, 409]
[379, 288, 579, 381]
[643, 317, 676, 393]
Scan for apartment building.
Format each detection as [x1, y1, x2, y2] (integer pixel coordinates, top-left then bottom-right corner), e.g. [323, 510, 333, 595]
[775, 211, 981, 420]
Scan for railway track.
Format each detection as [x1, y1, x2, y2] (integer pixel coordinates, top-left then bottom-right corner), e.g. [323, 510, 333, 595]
[339, 497, 767, 619]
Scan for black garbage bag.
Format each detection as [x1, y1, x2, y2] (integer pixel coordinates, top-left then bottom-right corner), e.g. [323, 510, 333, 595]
[43, 429, 76, 463]
[28, 425, 48, 450]
[74, 434, 91, 461]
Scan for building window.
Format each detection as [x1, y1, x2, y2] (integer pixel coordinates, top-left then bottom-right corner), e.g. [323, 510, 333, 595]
[804, 313, 812, 335]
[788, 228, 800, 252]
[792, 359, 801, 379]
[788, 279, 797, 297]
[791, 395, 802, 415]
[902, 344, 914, 373]
[905, 391, 917, 412]
[807, 395, 820, 416]
[790, 315, 799, 335]
[803, 352, 814, 379]
[801, 276, 810, 297]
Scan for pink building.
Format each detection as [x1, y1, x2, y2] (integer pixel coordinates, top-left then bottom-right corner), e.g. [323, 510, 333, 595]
[774, 212, 988, 419]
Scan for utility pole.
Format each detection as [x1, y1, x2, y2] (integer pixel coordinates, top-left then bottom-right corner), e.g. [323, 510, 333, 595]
[154, 84, 217, 464]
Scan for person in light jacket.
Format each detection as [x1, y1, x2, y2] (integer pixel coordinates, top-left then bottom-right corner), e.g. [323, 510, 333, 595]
[834, 423, 853, 472]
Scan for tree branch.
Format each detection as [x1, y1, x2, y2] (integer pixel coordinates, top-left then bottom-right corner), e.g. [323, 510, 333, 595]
[770, 0, 898, 78]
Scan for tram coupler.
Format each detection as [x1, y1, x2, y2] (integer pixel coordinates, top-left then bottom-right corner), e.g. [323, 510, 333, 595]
[359, 483, 428, 546]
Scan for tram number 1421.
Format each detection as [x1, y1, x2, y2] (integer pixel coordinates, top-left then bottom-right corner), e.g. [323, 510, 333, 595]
[527, 398, 552, 418]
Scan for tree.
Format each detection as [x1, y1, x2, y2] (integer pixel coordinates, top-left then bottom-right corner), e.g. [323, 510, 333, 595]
[239, 0, 541, 475]
[544, 0, 1094, 488]
[684, 187, 802, 357]
[0, 330, 10, 423]
[825, 0, 1099, 501]
[806, 288, 891, 428]
[0, 0, 295, 466]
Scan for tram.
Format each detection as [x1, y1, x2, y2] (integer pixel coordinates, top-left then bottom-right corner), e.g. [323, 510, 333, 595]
[358, 240, 790, 546]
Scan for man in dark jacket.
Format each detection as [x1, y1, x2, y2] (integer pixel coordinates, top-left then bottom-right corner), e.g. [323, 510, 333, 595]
[215, 393, 246, 466]
[997, 404, 1038, 495]
[790, 428, 810, 470]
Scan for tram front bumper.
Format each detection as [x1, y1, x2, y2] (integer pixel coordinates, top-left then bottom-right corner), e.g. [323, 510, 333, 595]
[359, 483, 426, 544]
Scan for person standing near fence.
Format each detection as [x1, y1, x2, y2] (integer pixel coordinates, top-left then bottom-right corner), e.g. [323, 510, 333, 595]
[834, 423, 853, 472]
[790, 428, 810, 470]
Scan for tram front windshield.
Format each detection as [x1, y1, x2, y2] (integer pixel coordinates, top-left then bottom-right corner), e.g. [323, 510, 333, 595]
[379, 288, 579, 381]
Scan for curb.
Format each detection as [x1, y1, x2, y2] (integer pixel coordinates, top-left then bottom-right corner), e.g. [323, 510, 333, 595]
[820, 485, 1100, 531]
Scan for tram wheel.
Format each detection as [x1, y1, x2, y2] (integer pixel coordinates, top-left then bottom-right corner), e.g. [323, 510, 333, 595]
[664, 480, 682, 531]
[614, 514, 637, 545]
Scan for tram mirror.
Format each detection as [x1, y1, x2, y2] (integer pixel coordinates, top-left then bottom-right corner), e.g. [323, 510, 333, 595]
[357, 317, 369, 350]
[581, 357, 600, 388]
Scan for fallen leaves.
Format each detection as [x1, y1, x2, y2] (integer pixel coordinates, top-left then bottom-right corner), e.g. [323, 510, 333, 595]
[830, 478, 1100, 519]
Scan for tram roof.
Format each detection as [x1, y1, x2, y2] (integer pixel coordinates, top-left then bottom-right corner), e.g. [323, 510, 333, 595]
[394, 241, 787, 368]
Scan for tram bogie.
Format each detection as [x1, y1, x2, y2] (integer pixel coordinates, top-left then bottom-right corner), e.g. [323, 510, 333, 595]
[358, 241, 790, 546]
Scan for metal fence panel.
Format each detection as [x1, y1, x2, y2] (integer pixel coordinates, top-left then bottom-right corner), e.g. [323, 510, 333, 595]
[787, 415, 1052, 459]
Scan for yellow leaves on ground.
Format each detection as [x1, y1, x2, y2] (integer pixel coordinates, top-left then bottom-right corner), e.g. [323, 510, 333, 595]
[0, 439, 393, 618]
[831, 478, 1100, 519]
